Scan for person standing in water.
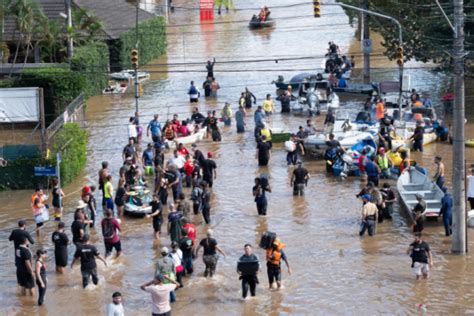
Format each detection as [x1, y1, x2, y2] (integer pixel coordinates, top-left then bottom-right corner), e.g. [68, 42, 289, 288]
[253, 177, 271, 216]
[235, 105, 246, 133]
[407, 233, 433, 281]
[291, 161, 310, 196]
[16, 236, 35, 296]
[206, 57, 216, 77]
[266, 238, 291, 290]
[195, 229, 226, 278]
[35, 249, 47, 306]
[71, 234, 108, 289]
[51, 178, 65, 221]
[256, 136, 271, 167]
[237, 244, 260, 299]
[52, 221, 69, 273]
[433, 156, 445, 189]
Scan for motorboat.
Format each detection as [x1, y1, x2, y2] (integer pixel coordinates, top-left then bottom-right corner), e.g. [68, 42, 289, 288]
[304, 131, 375, 156]
[165, 127, 207, 149]
[269, 126, 291, 143]
[249, 15, 275, 29]
[294, 79, 340, 115]
[332, 137, 378, 178]
[102, 83, 128, 95]
[397, 167, 444, 218]
[110, 69, 150, 82]
[124, 186, 153, 217]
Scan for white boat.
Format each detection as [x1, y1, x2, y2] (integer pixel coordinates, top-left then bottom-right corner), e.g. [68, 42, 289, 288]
[397, 167, 444, 218]
[110, 69, 150, 82]
[294, 80, 340, 115]
[165, 127, 207, 149]
[304, 131, 375, 155]
[102, 83, 128, 95]
[468, 211, 474, 228]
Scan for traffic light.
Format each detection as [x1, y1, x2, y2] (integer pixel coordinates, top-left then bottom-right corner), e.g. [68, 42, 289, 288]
[131, 49, 139, 68]
[313, 0, 321, 18]
[395, 47, 404, 66]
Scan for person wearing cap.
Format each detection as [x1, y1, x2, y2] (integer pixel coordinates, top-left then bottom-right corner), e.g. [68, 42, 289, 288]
[35, 249, 47, 305]
[409, 121, 424, 152]
[155, 247, 177, 302]
[291, 161, 310, 196]
[202, 152, 217, 188]
[52, 221, 69, 273]
[412, 194, 427, 233]
[71, 234, 108, 288]
[106, 291, 124, 316]
[433, 156, 445, 189]
[375, 147, 391, 179]
[407, 233, 433, 281]
[195, 229, 226, 278]
[16, 236, 35, 296]
[439, 187, 453, 236]
[147, 114, 162, 142]
[9, 220, 35, 253]
[235, 105, 246, 133]
[256, 136, 271, 167]
[82, 185, 97, 228]
[359, 194, 378, 236]
[140, 274, 180, 316]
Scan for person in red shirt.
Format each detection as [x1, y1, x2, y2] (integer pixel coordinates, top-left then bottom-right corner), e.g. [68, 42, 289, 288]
[177, 143, 189, 156]
[171, 114, 181, 132]
[101, 209, 122, 258]
[183, 154, 194, 187]
[181, 217, 196, 243]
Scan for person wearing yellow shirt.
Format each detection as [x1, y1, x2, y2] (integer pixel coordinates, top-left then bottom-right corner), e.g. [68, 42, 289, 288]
[262, 94, 274, 115]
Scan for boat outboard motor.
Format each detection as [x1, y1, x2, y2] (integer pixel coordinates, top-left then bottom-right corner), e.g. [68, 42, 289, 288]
[355, 111, 370, 124]
[392, 109, 400, 121]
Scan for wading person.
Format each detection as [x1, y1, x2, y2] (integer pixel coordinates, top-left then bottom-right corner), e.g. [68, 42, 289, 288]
[433, 156, 445, 189]
[51, 178, 65, 221]
[439, 187, 453, 236]
[195, 229, 226, 278]
[101, 209, 122, 258]
[98, 161, 109, 208]
[409, 121, 424, 152]
[200, 181, 212, 224]
[412, 194, 426, 233]
[380, 183, 396, 220]
[407, 233, 433, 281]
[290, 161, 310, 196]
[235, 105, 246, 133]
[155, 247, 177, 302]
[256, 136, 271, 167]
[140, 274, 180, 316]
[16, 236, 35, 296]
[253, 177, 271, 216]
[179, 228, 194, 276]
[266, 238, 291, 290]
[188, 81, 200, 103]
[359, 194, 378, 237]
[106, 292, 124, 316]
[35, 249, 47, 306]
[52, 221, 69, 273]
[146, 194, 163, 240]
[71, 235, 108, 289]
[104, 175, 115, 212]
[202, 152, 217, 188]
[237, 244, 260, 299]
[206, 57, 216, 78]
[9, 220, 34, 253]
[243, 87, 256, 109]
[147, 114, 162, 142]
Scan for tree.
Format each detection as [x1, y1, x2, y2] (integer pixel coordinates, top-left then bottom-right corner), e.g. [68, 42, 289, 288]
[339, 0, 474, 66]
[72, 7, 105, 45]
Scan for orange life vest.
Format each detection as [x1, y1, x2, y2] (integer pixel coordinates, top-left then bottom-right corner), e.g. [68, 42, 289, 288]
[165, 127, 174, 140]
[266, 242, 286, 265]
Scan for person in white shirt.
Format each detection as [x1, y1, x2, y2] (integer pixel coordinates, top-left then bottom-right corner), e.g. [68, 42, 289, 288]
[167, 150, 186, 170]
[127, 117, 138, 143]
[140, 274, 180, 316]
[106, 291, 124, 316]
[467, 168, 474, 210]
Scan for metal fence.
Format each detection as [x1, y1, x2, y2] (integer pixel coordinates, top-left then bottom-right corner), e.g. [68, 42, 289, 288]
[46, 93, 85, 140]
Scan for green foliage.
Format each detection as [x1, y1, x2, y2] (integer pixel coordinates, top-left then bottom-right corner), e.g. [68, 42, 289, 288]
[0, 156, 51, 190]
[52, 122, 88, 186]
[71, 42, 110, 96]
[339, 0, 474, 65]
[117, 16, 167, 69]
[14, 67, 86, 123]
[0, 78, 14, 88]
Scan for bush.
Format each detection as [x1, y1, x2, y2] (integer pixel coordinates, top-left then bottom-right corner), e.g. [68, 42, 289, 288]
[52, 122, 88, 186]
[117, 16, 167, 69]
[0, 157, 52, 190]
[71, 42, 110, 97]
[14, 67, 86, 124]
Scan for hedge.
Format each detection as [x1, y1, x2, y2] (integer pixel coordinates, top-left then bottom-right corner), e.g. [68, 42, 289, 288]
[0, 157, 52, 190]
[71, 42, 110, 97]
[14, 67, 86, 124]
[52, 122, 88, 186]
[116, 16, 167, 69]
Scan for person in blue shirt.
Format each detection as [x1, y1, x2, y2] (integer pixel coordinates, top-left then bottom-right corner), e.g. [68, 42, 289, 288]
[252, 177, 271, 216]
[147, 114, 161, 142]
[254, 106, 265, 125]
[440, 186, 453, 236]
[142, 143, 155, 175]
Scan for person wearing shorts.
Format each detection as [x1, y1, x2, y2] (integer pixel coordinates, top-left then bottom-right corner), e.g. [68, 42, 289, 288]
[71, 235, 107, 288]
[52, 221, 69, 273]
[15, 236, 35, 296]
[101, 209, 122, 258]
[147, 195, 163, 240]
[407, 233, 433, 280]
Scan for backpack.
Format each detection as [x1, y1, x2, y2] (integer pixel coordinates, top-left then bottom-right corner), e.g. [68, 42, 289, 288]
[102, 219, 115, 240]
[191, 186, 202, 202]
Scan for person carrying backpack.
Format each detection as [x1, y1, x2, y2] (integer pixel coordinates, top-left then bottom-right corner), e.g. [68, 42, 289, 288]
[101, 209, 122, 258]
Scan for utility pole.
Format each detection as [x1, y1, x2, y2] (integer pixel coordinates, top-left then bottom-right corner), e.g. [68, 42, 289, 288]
[451, 0, 466, 253]
[362, 0, 370, 83]
[134, 0, 139, 113]
[65, 0, 73, 58]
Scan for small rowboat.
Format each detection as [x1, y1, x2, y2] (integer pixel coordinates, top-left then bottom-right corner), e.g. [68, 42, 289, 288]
[102, 83, 128, 95]
[165, 127, 207, 149]
[397, 167, 444, 219]
[249, 17, 275, 29]
[466, 139, 474, 147]
[269, 127, 291, 143]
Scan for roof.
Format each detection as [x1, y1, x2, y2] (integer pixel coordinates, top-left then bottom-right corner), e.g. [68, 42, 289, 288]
[73, 0, 156, 39]
[3, 0, 66, 42]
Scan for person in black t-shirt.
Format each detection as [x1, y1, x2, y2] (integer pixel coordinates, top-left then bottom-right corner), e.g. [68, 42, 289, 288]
[290, 162, 310, 196]
[71, 235, 107, 288]
[15, 236, 35, 295]
[71, 211, 87, 248]
[202, 152, 217, 188]
[146, 195, 163, 241]
[256, 137, 271, 166]
[195, 229, 226, 278]
[179, 228, 194, 275]
[9, 220, 35, 253]
[406, 233, 433, 280]
[52, 221, 69, 273]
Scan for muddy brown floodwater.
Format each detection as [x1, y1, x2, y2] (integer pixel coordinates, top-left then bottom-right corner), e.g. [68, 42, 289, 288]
[1, 0, 474, 315]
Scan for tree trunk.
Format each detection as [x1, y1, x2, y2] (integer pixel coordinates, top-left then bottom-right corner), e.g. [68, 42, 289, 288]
[9, 38, 21, 77]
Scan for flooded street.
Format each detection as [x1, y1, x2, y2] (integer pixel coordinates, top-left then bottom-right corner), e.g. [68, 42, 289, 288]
[1, 0, 474, 314]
